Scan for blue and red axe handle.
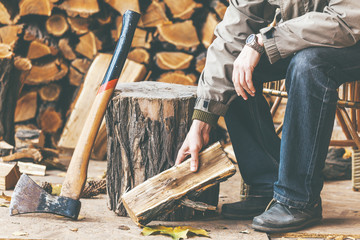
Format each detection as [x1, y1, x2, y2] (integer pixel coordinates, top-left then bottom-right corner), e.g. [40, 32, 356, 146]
[61, 10, 140, 200]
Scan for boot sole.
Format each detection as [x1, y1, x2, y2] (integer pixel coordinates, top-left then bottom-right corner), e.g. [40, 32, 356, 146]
[251, 217, 322, 233]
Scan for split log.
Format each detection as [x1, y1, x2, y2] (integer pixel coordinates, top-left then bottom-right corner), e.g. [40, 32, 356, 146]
[130, 29, 152, 49]
[141, 1, 168, 28]
[119, 59, 147, 83]
[58, 53, 112, 149]
[19, 0, 52, 17]
[14, 90, 37, 123]
[46, 14, 69, 37]
[155, 52, 193, 70]
[158, 71, 197, 86]
[58, 0, 100, 18]
[103, 0, 140, 15]
[18, 161, 46, 176]
[157, 21, 200, 50]
[23, 59, 68, 85]
[121, 142, 236, 226]
[75, 31, 97, 59]
[71, 58, 91, 73]
[0, 2, 12, 25]
[15, 125, 45, 149]
[0, 162, 20, 190]
[0, 44, 12, 59]
[27, 40, 57, 59]
[58, 38, 76, 60]
[107, 82, 221, 221]
[14, 56, 32, 72]
[69, 67, 84, 86]
[201, 13, 219, 48]
[37, 103, 63, 133]
[163, 0, 202, 19]
[0, 56, 19, 145]
[38, 83, 61, 102]
[67, 16, 90, 35]
[1, 148, 42, 163]
[127, 48, 150, 65]
[0, 141, 14, 157]
[0, 25, 24, 49]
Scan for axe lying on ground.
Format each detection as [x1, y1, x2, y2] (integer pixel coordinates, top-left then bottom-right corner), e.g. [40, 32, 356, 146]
[9, 10, 141, 219]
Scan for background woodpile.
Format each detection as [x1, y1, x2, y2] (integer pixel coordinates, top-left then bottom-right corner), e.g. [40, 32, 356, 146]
[0, 0, 229, 165]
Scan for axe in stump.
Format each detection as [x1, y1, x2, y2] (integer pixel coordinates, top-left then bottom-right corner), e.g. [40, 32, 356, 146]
[9, 10, 140, 219]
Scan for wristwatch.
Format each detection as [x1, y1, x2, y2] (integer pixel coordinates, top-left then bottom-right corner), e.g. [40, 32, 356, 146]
[245, 34, 264, 55]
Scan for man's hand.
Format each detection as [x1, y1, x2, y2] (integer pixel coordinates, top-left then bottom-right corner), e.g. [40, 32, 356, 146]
[233, 34, 264, 100]
[175, 120, 211, 172]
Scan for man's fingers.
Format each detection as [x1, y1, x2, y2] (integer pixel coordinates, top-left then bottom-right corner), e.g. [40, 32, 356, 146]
[190, 149, 199, 172]
[238, 71, 248, 100]
[175, 146, 188, 165]
[245, 69, 255, 95]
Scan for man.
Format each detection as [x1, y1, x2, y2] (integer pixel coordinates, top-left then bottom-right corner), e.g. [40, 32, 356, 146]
[175, 0, 360, 233]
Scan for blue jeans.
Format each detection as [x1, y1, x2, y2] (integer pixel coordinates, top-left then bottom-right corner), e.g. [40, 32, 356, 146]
[225, 43, 360, 209]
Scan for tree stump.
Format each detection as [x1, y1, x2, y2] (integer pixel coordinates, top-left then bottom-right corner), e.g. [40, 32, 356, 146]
[106, 82, 219, 220]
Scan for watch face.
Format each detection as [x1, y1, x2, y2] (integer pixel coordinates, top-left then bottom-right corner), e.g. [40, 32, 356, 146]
[246, 34, 255, 44]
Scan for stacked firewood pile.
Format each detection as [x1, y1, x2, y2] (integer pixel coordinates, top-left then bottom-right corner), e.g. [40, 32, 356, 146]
[0, 0, 229, 165]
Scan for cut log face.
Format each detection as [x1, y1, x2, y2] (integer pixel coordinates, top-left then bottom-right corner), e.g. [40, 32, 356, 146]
[15, 91, 37, 123]
[121, 142, 236, 226]
[0, 25, 24, 49]
[127, 48, 150, 65]
[163, 0, 202, 19]
[69, 67, 83, 86]
[157, 21, 200, 50]
[27, 40, 53, 59]
[141, 1, 168, 28]
[0, 44, 13, 59]
[0, 2, 12, 25]
[202, 13, 219, 48]
[14, 57, 32, 71]
[38, 83, 61, 102]
[58, 0, 100, 17]
[23, 59, 68, 85]
[37, 106, 63, 133]
[71, 58, 91, 73]
[104, 0, 140, 15]
[158, 71, 197, 86]
[19, 0, 52, 16]
[46, 14, 69, 37]
[58, 38, 76, 60]
[75, 31, 97, 59]
[67, 17, 89, 35]
[155, 52, 193, 70]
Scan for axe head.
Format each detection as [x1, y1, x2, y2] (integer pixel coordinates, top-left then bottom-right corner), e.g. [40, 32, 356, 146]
[10, 174, 81, 219]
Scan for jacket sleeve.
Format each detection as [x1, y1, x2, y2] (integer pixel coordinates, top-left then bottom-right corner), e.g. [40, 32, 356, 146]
[261, 0, 360, 64]
[193, 0, 278, 124]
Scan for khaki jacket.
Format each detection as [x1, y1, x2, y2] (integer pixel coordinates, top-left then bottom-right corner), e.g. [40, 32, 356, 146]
[194, 0, 360, 125]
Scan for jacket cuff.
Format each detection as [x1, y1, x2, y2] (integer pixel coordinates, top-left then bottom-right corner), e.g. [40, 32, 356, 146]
[260, 26, 281, 64]
[192, 110, 219, 128]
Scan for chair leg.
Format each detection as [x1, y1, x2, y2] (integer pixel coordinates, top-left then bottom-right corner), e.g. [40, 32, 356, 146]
[338, 106, 360, 149]
[336, 108, 353, 140]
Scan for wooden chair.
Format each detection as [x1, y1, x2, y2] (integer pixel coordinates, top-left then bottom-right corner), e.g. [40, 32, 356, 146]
[263, 80, 360, 190]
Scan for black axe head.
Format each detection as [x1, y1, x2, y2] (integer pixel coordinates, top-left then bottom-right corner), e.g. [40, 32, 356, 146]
[10, 174, 81, 219]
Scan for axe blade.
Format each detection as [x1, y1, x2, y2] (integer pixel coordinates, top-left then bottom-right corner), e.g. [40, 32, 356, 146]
[10, 174, 81, 219]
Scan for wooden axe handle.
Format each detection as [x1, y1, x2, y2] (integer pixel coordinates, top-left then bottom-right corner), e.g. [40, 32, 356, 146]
[60, 10, 140, 200]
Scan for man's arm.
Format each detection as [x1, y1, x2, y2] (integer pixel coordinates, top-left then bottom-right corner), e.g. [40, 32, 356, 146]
[261, 0, 360, 64]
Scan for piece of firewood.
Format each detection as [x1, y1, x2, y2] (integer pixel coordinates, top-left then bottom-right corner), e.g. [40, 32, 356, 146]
[58, 0, 100, 18]
[18, 161, 46, 176]
[121, 142, 236, 226]
[37, 103, 63, 133]
[23, 24, 59, 56]
[1, 148, 43, 163]
[58, 53, 112, 149]
[19, 0, 52, 16]
[0, 25, 23, 49]
[75, 31, 97, 59]
[23, 59, 68, 85]
[69, 67, 84, 86]
[67, 16, 90, 35]
[142, 1, 168, 28]
[0, 141, 14, 157]
[38, 83, 61, 102]
[71, 58, 91, 73]
[14, 90, 37, 123]
[155, 52, 193, 70]
[0, 2, 12, 25]
[103, 0, 140, 15]
[128, 48, 150, 64]
[27, 40, 57, 59]
[0, 162, 20, 190]
[58, 38, 76, 60]
[119, 59, 147, 83]
[195, 51, 206, 73]
[91, 120, 107, 160]
[157, 21, 200, 50]
[132, 28, 152, 49]
[15, 125, 45, 149]
[202, 12, 219, 48]
[46, 13, 69, 37]
[163, 0, 202, 19]
[14, 56, 32, 72]
[158, 71, 197, 86]
[0, 44, 12, 59]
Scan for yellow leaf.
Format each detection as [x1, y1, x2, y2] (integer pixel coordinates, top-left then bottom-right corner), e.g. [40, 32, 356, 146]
[0, 192, 11, 201]
[141, 225, 210, 240]
[51, 184, 62, 196]
[176, 226, 210, 238]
